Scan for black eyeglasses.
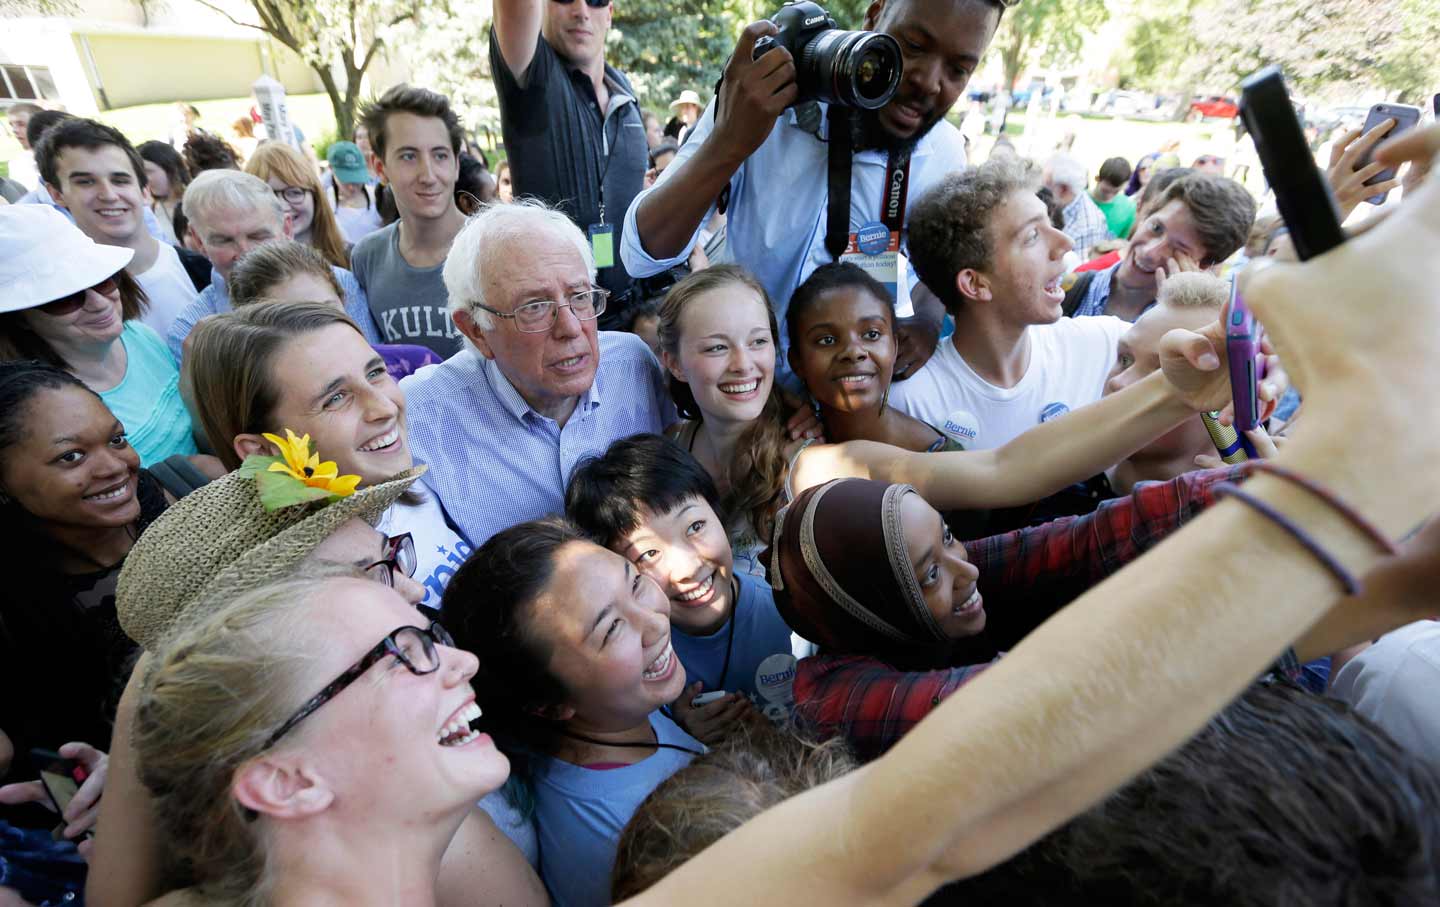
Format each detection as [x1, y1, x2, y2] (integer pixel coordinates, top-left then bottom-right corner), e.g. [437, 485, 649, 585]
[473, 287, 609, 333]
[363, 533, 417, 588]
[261, 621, 455, 750]
[273, 186, 310, 205]
[552, 0, 611, 7]
[40, 272, 122, 316]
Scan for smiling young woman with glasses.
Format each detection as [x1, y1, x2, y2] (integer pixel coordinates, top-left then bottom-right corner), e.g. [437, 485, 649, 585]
[245, 141, 351, 269]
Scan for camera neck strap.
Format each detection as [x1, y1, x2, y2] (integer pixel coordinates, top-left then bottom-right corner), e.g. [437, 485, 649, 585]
[825, 105, 913, 262]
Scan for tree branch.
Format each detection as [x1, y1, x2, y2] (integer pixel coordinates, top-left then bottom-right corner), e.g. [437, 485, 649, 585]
[188, 0, 268, 34]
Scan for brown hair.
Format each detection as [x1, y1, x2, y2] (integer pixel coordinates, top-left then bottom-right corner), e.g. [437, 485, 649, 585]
[1157, 271, 1228, 311]
[134, 567, 358, 905]
[359, 84, 464, 163]
[1153, 174, 1257, 266]
[0, 271, 149, 369]
[185, 301, 363, 471]
[907, 157, 1037, 314]
[612, 725, 858, 900]
[658, 264, 794, 544]
[228, 240, 344, 308]
[245, 143, 350, 270]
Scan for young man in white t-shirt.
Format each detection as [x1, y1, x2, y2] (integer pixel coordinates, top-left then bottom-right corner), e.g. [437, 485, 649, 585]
[37, 118, 208, 339]
[892, 157, 1127, 450]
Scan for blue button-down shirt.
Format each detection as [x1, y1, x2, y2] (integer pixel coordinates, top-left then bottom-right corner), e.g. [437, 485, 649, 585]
[400, 331, 676, 547]
[621, 100, 968, 344]
[166, 265, 381, 361]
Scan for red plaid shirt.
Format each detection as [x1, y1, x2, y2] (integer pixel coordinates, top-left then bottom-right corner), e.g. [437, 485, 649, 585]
[794, 466, 1246, 760]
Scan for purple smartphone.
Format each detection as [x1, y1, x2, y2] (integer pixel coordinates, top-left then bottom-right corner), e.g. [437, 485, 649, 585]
[1226, 276, 1266, 447]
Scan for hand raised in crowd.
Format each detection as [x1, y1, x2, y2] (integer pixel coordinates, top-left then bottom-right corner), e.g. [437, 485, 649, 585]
[1157, 306, 1286, 422]
[1153, 250, 1204, 300]
[713, 22, 799, 163]
[1193, 425, 1281, 469]
[1325, 120, 1403, 219]
[0, 741, 107, 859]
[1379, 119, 1439, 201]
[670, 682, 757, 745]
[782, 391, 825, 441]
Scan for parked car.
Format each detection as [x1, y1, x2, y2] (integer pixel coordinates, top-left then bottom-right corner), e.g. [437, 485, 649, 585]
[1189, 95, 1239, 119]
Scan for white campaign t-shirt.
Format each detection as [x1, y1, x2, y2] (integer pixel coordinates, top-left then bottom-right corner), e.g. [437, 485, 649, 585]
[890, 315, 1127, 450]
[133, 242, 199, 339]
[376, 481, 472, 611]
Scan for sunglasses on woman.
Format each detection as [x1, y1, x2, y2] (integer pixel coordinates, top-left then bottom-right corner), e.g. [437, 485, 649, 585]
[39, 273, 122, 316]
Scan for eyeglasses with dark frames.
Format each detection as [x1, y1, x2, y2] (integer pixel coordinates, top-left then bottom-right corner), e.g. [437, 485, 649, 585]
[260, 620, 456, 750]
[473, 287, 610, 333]
[39, 272, 123, 316]
[363, 532, 417, 588]
[273, 185, 311, 205]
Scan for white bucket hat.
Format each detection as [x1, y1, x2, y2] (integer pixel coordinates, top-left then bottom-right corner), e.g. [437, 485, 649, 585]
[669, 89, 703, 110]
[0, 205, 134, 315]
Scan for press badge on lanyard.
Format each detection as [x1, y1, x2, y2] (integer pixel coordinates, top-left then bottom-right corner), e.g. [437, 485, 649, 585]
[840, 151, 914, 317]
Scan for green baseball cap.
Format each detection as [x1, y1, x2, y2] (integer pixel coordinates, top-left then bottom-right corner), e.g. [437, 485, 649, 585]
[327, 140, 372, 184]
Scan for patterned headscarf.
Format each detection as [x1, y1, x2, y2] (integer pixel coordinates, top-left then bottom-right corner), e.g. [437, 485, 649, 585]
[768, 478, 950, 666]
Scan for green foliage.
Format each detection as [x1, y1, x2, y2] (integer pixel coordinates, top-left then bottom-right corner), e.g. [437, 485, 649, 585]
[609, 0, 742, 110]
[994, 0, 1110, 90]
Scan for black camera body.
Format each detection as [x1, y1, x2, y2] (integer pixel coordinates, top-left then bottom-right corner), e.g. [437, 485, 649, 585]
[752, 1, 902, 110]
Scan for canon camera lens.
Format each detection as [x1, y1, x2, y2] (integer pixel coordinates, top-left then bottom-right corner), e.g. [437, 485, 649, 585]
[800, 29, 902, 110]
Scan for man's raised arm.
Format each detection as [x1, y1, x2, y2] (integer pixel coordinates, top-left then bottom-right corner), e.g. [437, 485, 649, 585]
[628, 21, 796, 264]
[492, 0, 545, 86]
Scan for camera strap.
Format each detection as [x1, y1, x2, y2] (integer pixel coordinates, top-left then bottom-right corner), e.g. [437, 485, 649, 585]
[825, 106, 914, 261]
[824, 105, 855, 261]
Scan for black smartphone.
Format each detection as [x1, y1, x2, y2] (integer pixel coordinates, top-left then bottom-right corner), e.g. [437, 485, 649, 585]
[29, 749, 86, 827]
[1432, 93, 1439, 118]
[1238, 66, 1345, 261]
[1354, 102, 1420, 205]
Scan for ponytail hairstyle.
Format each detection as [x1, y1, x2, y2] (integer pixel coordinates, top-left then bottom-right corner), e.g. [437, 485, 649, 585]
[657, 264, 795, 543]
[227, 240, 344, 308]
[134, 568, 354, 905]
[184, 301, 363, 471]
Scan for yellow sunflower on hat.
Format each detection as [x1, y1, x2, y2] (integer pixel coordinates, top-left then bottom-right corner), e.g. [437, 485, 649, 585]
[238, 429, 362, 511]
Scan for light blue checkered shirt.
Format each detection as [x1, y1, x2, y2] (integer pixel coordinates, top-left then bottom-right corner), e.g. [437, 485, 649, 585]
[400, 331, 676, 547]
[1070, 262, 1119, 319]
[166, 266, 381, 361]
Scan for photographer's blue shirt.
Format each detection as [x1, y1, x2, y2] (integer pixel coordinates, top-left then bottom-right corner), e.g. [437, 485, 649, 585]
[621, 98, 967, 363]
[672, 572, 797, 721]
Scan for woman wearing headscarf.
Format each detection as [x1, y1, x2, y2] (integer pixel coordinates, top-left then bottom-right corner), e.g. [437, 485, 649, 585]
[770, 478, 1440, 762]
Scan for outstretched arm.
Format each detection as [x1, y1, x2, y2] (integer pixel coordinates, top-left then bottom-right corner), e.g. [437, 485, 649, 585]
[627, 124, 1440, 907]
[491, 0, 545, 85]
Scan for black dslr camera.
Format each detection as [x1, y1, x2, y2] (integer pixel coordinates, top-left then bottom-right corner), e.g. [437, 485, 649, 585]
[752, 1, 902, 110]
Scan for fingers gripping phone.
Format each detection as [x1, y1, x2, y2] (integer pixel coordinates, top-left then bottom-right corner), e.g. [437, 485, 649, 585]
[1228, 67, 1349, 448]
[1356, 102, 1421, 205]
[30, 748, 90, 841]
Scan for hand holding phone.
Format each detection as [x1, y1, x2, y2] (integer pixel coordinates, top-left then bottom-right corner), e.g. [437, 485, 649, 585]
[1354, 103, 1421, 205]
[1226, 278, 1267, 439]
[0, 745, 108, 848]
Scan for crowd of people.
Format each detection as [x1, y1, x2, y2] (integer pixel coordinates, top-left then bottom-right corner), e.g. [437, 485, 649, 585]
[2, 0, 1439, 905]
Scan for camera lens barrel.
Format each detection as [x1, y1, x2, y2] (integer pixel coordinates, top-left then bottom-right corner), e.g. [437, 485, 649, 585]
[800, 29, 902, 110]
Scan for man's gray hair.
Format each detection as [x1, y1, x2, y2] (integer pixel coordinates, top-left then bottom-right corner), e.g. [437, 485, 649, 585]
[1045, 153, 1088, 193]
[444, 198, 596, 331]
[182, 170, 284, 234]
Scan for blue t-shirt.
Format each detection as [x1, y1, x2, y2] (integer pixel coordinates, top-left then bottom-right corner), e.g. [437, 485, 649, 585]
[672, 573, 797, 722]
[531, 711, 702, 907]
[100, 322, 197, 467]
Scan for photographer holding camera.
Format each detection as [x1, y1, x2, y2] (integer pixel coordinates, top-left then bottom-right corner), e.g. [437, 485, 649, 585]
[623, 0, 1013, 382]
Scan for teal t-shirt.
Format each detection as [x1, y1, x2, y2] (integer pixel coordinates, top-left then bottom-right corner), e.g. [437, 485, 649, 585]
[100, 322, 198, 467]
[1094, 191, 1137, 241]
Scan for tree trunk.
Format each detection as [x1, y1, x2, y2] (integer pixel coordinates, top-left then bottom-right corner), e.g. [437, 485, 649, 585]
[315, 64, 349, 141]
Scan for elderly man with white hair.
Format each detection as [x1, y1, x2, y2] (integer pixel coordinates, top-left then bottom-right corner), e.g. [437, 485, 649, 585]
[400, 199, 675, 546]
[164, 169, 380, 360]
[1043, 152, 1112, 259]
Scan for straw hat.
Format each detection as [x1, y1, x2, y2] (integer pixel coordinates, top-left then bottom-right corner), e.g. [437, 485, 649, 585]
[669, 90, 703, 110]
[118, 464, 424, 650]
[0, 206, 134, 314]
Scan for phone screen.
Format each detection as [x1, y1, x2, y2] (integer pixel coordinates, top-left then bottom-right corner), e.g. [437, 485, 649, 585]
[39, 767, 79, 815]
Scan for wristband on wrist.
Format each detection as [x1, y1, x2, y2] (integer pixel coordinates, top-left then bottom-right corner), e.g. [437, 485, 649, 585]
[1213, 482, 1363, 595]
[1241, 461, 1401, 555]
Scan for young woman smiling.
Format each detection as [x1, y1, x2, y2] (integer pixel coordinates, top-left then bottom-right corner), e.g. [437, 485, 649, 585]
[185, 301, 468, 613]
[445, 519, 703, 907]
[657, 262, 1276, 570]
[245, 142, 350, 269]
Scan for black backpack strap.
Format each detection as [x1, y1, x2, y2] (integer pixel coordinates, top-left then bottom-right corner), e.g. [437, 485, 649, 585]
[177, 246, 214, 293]
[1062, 269, 1097, 318]
[147, 454, 212, 499]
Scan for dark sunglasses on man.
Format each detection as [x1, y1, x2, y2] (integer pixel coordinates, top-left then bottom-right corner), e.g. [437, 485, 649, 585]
[39, 272, 122, 316]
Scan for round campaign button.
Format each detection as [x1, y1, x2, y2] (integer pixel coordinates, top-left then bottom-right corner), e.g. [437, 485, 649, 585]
[940, 410, 980, 448]
[856, 221, 890, 256]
